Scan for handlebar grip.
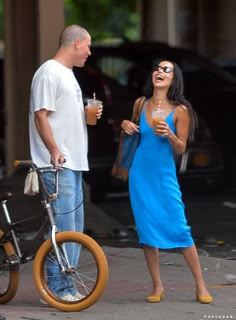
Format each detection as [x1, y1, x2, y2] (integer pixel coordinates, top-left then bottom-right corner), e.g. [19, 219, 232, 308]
[14, 160, 33, 167]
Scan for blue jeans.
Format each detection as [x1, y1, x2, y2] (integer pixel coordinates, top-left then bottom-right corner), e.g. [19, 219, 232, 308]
[42, 168, 84, 297]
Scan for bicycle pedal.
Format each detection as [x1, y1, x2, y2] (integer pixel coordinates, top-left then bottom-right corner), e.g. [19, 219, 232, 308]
[8, 254, 20, 271]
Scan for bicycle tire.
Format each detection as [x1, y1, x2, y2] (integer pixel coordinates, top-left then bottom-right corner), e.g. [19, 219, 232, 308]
[0, 231, 20, 304]
[33, 231, 108, 312]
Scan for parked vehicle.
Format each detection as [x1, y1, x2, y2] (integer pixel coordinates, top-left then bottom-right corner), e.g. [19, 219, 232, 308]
[0, 43, 233, 201]
[177, 118, 224, 191]
[213, 58, 236, 78]
[73, 41, 234, 200]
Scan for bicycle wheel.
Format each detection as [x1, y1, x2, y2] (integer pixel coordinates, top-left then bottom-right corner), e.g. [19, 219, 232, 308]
[33, 231, 108, 312]
[0, 231, 20, 304]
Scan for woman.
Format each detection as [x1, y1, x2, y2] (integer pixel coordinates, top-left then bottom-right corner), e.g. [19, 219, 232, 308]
[121, 60, 213, 304]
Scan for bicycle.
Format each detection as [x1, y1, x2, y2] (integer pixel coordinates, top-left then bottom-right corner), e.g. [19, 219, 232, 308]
[0, 160, 108, 312]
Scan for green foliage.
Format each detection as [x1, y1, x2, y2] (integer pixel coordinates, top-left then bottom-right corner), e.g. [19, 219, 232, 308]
[0, 0, 139, 42]
[64, 0, 140, 41]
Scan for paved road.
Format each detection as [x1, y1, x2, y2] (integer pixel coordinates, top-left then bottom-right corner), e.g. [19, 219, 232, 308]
[1, 174, 236, 319]
[1, 247, 236, 320]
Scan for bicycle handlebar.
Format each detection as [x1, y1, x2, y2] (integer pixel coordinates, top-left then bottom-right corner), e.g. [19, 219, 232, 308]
[14, 160, 59, 201]
[14, 160, 56, 172]
[14, 159, 66, 170]
[14, 160, 33, 167]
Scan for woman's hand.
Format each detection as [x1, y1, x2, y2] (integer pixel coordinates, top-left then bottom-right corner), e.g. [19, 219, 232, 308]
[154, 120, 171, 137]
[121, 120, 139, 135]
[154, 117, 186, 155]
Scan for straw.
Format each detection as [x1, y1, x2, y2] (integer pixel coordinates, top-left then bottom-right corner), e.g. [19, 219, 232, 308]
[93, 92, 96, 100]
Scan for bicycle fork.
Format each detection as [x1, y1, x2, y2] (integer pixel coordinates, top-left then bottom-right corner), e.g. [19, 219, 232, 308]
[44, 202, 72, 274]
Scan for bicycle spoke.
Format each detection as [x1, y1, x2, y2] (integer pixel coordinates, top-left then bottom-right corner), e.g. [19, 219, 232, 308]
[33, 231, 108, 312]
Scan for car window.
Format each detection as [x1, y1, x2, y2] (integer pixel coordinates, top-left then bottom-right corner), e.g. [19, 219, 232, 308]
[93, 53, 236, 94]
[96, 56, 133, 84]
[96, 56, 150, 91]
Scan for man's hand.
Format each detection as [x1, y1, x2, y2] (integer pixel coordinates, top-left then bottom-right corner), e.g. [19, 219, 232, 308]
[50, 149, 65, 167]
[96, 104, 103, 119]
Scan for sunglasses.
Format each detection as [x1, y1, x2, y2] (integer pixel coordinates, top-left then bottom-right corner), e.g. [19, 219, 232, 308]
[153, 65, 173, 73]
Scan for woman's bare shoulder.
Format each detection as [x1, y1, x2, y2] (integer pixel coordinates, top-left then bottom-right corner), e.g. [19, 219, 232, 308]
[173, 105, 190, 122]
[176, 104, 188, 112]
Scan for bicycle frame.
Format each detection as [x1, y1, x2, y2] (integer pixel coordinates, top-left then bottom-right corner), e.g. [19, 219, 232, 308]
[0, 161, 109, 312]
[0, 162, 71, 271]
[0, 196, 49, 263]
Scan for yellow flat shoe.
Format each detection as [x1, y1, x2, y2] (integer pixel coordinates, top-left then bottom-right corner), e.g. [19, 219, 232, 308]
[146, 292, 164, 303]
[196, 294, 213, 304]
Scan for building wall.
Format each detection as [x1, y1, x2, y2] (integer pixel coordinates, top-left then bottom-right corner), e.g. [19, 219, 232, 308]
[140, 0, 169, 42]
[197, 0, 236, 58]
[4, 0, 64, 175]
[140, 0, 236, 58]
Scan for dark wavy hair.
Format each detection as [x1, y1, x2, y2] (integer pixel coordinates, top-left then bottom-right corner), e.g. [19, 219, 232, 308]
[143, 59, 198, 142]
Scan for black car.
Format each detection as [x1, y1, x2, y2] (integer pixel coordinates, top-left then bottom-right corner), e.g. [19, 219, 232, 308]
[213, 58, 236, 78]
[85, 41, 236, 136]
[176, 118, 224, 191]
[73, 41, 236, 200]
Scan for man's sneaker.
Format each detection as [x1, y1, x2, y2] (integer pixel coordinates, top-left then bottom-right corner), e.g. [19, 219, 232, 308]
[73, 292, 85, 300]
[40, 293, 79, 305]
[60, 293, 79, 301]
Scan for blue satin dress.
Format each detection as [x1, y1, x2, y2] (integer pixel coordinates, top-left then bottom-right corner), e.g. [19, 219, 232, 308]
[129, 105, 194, 249]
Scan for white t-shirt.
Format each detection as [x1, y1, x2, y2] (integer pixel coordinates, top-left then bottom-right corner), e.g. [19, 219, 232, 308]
[29, 59, 89, 171]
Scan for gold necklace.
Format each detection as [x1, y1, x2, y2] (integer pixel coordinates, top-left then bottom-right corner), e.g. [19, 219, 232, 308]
[151, 98, 167, 109]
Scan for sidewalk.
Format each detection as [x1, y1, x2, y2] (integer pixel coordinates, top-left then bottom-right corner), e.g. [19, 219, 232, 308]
[0, 246, 236, 320]
[1, 172, 236, 319]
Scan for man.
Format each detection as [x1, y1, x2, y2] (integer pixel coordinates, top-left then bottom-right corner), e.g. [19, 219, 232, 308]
[29, 25, 102, 302]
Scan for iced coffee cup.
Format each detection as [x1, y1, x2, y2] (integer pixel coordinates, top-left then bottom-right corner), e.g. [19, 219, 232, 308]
[152, 108, 166, 128]
[86, 99, 102, 125]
